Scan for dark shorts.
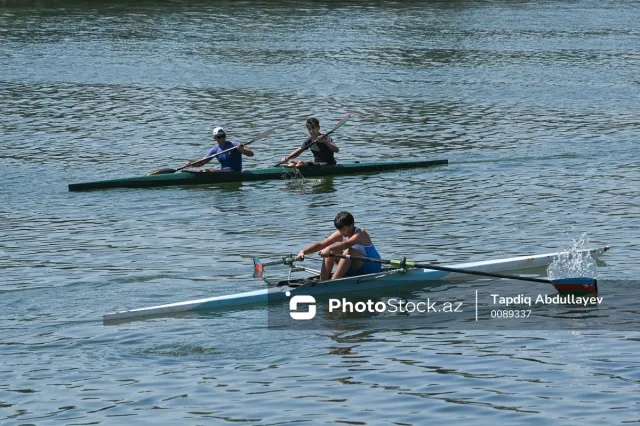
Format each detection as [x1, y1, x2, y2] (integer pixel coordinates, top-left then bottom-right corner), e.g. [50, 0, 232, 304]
[344, 262, 383, 277]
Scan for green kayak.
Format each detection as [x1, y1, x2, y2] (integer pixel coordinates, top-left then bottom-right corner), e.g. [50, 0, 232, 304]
[68, 159, 448, 191]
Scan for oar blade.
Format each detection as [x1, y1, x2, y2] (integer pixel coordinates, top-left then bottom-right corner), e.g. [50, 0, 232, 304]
[551, 277, 598, 294]
[147, 168, 177, 176]
[253, 258, 265, 279]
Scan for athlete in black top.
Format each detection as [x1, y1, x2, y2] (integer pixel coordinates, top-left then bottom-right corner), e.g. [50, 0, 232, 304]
[280, 117, 339, 167]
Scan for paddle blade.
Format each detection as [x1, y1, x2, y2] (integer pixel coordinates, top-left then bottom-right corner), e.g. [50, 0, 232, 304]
[551, 277, 598, 295]
[249, 126, 278, 143]
[147, 168, 177, 176]
[330, 111, 356, 132]
[253, 258, 265, 279]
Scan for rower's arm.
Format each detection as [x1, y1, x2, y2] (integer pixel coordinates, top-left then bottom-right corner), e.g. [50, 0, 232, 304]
[299, 241, 323, 256]
[187, 157, 213, 168]
[283, 138, 317, 162]
[298, 232, 342, 259]
[319, 136, 339, 153]
[327, 232, 360, 252]
[283, 146, 304, 162]
[237, 144, 254, 157]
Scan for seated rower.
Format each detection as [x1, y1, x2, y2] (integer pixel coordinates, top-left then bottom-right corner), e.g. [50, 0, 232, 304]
[296, 211, 382, 281]
[280, 117, 339, 167]
[185, 127, 254, 172]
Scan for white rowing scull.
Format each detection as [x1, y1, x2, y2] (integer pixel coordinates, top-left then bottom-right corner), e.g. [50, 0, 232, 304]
[103, 245, 610, 322]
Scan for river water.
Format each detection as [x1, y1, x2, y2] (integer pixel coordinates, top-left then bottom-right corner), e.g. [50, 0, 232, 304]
[1, 1, 639, 424]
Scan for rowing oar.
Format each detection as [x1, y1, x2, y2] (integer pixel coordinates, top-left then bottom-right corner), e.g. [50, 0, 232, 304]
[327, 253, 598, 294]
[274, 111, 356, 167]
[253, 255, 295, 278]
[147, 126, 278, 175]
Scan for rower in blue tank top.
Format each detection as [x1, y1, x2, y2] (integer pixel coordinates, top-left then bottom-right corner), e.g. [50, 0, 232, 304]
[295, 211, 382, 281]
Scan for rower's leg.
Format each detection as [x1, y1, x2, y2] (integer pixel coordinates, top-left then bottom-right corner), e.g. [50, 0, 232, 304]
[348, 248, 364, 272]
[332, 248, 359, 279]
[321, 256, 335, 281]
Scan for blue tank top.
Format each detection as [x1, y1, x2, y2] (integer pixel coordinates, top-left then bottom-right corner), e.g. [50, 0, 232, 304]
[207, 141, 242, 171]
[343, 227, 381, 259]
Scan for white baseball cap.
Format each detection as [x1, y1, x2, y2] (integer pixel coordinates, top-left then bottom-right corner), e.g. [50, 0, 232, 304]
[212, 127, 226, 138]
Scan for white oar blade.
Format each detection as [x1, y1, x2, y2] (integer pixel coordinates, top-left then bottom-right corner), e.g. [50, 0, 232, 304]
[250, 126, 277, 142]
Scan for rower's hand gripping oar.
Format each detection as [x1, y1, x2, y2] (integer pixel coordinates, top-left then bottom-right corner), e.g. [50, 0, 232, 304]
[253, 255, 296, 279]
[274, 112, 356, 167]
[326, 253, 598, 294]
[148, 126, 278, 175]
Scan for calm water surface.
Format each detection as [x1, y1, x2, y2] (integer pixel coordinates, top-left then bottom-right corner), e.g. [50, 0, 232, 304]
[1, 1, 639, 424]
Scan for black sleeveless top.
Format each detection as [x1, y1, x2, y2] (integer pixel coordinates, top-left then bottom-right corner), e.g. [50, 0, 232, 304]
[301, 136, 336, 165]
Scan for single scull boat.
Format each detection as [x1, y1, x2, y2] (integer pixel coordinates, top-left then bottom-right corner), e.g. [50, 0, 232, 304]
[103, 245, 610, 322]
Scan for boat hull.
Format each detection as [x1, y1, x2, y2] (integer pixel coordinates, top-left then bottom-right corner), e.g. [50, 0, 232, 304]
[103, 245, 610, 322]
[69, 159, 448, 191]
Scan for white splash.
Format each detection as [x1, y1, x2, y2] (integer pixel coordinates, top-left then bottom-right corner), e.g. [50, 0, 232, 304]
[280, 167, 305, 181]
[547, 232, 598, 280]
[281, 167, 307, 191]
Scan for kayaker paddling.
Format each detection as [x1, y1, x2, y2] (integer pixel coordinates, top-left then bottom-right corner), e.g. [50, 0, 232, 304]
[185, 127, 254, 172]
[296, 211, 382, 280]
[280, 117, 339, 167]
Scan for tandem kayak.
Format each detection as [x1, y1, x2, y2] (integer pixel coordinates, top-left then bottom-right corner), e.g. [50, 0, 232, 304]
[68, 159, 448, 191]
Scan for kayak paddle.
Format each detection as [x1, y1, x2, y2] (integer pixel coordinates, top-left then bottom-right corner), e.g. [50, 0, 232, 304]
[274, 112, 356, 167]
[327, 253, 598, 294]
[148, 126, 278, 175]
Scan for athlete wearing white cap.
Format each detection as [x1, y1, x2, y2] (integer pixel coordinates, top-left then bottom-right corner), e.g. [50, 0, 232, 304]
[184, 126, 254, 172]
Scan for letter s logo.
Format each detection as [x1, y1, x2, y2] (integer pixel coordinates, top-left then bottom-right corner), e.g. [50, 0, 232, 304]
[289, 295, 316, 320]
